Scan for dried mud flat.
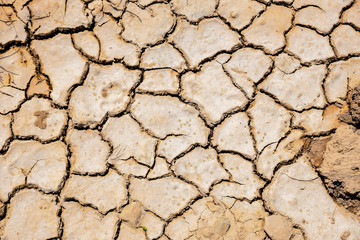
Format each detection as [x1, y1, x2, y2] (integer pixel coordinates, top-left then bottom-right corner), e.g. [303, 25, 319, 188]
[1, 0, 360, 239]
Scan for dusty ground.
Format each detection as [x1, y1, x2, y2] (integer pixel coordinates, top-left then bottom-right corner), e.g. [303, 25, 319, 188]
[1, 0, 360, 239]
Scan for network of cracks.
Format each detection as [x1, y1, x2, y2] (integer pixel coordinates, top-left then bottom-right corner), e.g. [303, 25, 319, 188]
[1, 0, 360, 239]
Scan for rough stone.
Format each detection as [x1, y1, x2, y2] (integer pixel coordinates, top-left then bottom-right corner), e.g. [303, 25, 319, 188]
[93, 15, 140, 66]
[248, 93, 292, 152]
[264, 215, 294, 240]
[263, 156, 360, 240]
[274, 53, 301, 74]
[140, 43, 187, 72]
[170, 0, 216, 22]
[260, 65, 327, 111]
[181, 60, 248, 125]
[129, 177, 199, 219]
[61, 170, 127, 214]
[12, 97, 67, 141]
[292, 105, 341, 135]
[0, 86, 25, 114]
[319, 125, 360, 195]
[0, 6, 28, 46]
[66, 128, 110, 174]
[31, 34, 88, 106]
[0, 140, 67, 202]
[217, 0, 265, 30]
[121, 3, 175, 47]
[0, 47, 36, 89]
[257, 130, 304, 180]
[28, 0, 91, 35]
[212, 112, 256, 159]
[147, 157, 170, 179]
[243, 5, 293, 54]
[286, 26, 335, 63]
[223, 48, 272, 98]
[62, 201, 119, 240]
[173, 147, 229, 193]
[342, 0, 360, 27]
[131, 94, 210, 161]
[294, 0, 352, 34]
[220, 154, 265, 199]
[102, 115, 157, 167]
[137, 69, 179, 94]
[0, 114, 11, 150]
[331, 24, 360, 57]
[169, 18, 240, 68]
[0, 189, 60, 240]
[69, 64, 140, 126]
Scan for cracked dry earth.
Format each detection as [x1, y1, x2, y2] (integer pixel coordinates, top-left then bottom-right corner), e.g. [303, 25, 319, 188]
[1, 0, 360, 240]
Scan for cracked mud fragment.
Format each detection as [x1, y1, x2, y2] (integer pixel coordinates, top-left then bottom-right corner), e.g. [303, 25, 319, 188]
[274, 53, 301, 74]
[173, 147, 229, 193]
[217, 0, 265, 31]
[257, 129, 304, 180]
[28, 0, 91, 36]
[140, 43, 187, 72]
[66, 128, 110, 174]
[62, 201, 119, 240]
[12, 97, 67, 141]
[169, 18, 240, 68]
[102, 115, 157, 167]
[0, 6, 28, 46]
[147, 157, 170, 179]
[242, 5, 292, 54]
[181, 60, 248, 125]
[0, 114, 11, 150]
[286, 26, 335, 63]
[69, 64, 140, 126]
[131, 94, 209, 161]
[216, 154, 265, 202]
[26, 74, 51, 98]
[0, 47, 36, 89]
[61, 170, 127, 214]
[121, 3, 175, 47]
[292, 105, 342, 135]
[129, 177, 199, 219]
[212, 112, 256, 159]
[170, 0, 216, 22]
[31, 34, 88, 106]
[293, 0, 352, 34]
[119, 201, 165, 239]
[342, 0, 360, 27]
[0, 86, 25, 114]
[71, 30, 100, 60]
[263, 156, 360, 240]
[331, 24, 360, 57]
[138, 69, 179, 94]
[223, 48, 272, 98]
[92, 15, 140, 66]
[0, 189, 60, 240]
[260, 65, 327, 111]
[248, 93, 291, 152]
[0, 140, 67, 202]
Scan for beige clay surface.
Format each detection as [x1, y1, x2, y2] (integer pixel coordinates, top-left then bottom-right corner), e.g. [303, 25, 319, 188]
[1, 0, 360, 239]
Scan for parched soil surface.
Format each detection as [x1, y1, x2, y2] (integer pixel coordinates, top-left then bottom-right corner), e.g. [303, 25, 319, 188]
[1, 0, 360, 239]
